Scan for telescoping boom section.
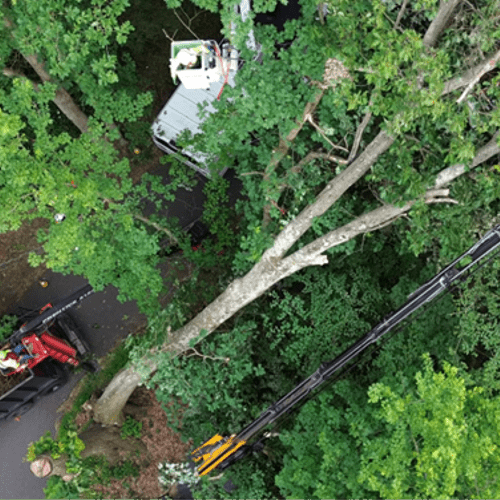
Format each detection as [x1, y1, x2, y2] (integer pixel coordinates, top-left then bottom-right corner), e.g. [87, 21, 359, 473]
[192, 224, 500, 475]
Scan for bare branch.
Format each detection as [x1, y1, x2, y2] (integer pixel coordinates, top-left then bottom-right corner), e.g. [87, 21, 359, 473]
[132, 214, 180, 245]
[208, 473, 225, 481]
[394, 0, 409, 30]
[296, 151, 348, 170]
[434, 131, 500, 187]
[347, 109, 373, 163]
[185, 346, 229, 363]
[240, 171, 267, 177]
[173, 10, 200, 40]
[424, 188, 450, 199]
[262, 88, 325, 226]
[264, 129, 396, 258]
[425, 197, 459, 204]
[305, 113, 349, 153]
[456, 50, 500, 104]
[442, 49, 500, 96]
[162, 28, 177, 43]
[355, 67, 376, 74]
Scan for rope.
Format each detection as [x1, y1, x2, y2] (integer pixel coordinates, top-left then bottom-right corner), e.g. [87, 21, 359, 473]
[213, 44, 230, 101]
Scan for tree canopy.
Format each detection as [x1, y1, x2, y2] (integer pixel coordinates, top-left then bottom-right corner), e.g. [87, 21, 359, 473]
[2, 0, 499, 497]
[0, 0, 202, 312]
[277, 353, 500, 499]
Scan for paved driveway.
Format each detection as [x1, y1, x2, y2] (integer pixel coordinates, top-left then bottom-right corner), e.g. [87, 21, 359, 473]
[0, 272, 142, 499]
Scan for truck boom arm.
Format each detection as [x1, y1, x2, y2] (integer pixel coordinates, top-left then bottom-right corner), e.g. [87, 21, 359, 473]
[8, 284, 94, 347]
[192, 224, 500, 475]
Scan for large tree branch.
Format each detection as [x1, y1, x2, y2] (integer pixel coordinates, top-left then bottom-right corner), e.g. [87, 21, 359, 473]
[3, 66, 89, 133]
[284, 131, 500, 269]
[423, 0, 461, 48]
[4, 16, 126, 148]
[21, 54, 89, 134]
[263, 129, 396, 260]
[4, 17, 90, 134]
[288, 188, 459, 265]
[442, 49, 500, 96]
[92, 127, 498, 426]
[456, 50, 500, 104]
[92, 1, 478, 425]
[434, 131, 500, 187]
[393, 0, 409, 30]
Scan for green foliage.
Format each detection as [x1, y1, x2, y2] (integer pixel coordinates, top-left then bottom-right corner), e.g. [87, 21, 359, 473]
[43, 476, 81, 500]
[276, 381, 375, 499]
[148, 320, 263, 441]
[360, 354, 500, 499]
[120, 415, 143, 439]
[25, 427, 85, 463]
[452, 258, 500, 393]
[0, 314, 17, 343]
[277, 354, 500, 499]
[108, 458, 141, 480]
[193, 453, 281, 499]
[202, 175, 236, 253]
[25, 431, 63, 462]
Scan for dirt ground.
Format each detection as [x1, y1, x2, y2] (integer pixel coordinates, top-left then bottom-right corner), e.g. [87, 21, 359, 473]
[0, 218, 49, 317]
[65, 385, 193, 499]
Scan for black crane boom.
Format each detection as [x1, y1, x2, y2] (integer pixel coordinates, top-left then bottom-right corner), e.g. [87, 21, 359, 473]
[192, 224, 500, 476]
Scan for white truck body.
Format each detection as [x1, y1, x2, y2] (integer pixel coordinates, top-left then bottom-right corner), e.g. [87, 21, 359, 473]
[152, 41, 239, 177]
[152, 0, 257, 178]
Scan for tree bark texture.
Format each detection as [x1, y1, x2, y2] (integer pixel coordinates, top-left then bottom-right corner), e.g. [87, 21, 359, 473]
[92, 367, 144, 426]
[21, 54, 89, 134]
[423, 0, 461, 48]
[3, 18, 90, 134]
